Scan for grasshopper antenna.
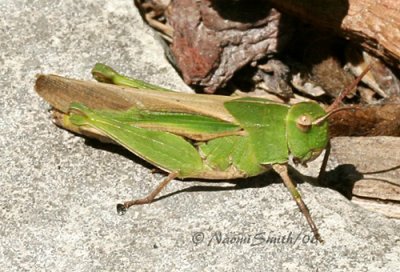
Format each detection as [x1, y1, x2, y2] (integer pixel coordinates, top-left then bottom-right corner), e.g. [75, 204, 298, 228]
[326, 64, 371, 113]
[315, 65, 371, 183]
[312, 64, 372, 126]
[312, 107, 359, 126]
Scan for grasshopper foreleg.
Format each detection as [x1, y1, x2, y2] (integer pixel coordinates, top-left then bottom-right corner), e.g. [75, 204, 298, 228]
[318, 141, 331, 184]
[117, 172, 179, 215]
[272, 164, 323, 243]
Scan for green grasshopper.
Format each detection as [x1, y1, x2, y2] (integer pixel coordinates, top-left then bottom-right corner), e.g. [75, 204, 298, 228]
[35, 63, 369, 243]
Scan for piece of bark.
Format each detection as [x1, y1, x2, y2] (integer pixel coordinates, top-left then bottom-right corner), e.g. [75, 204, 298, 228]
[329, 104, 400, 137]
[167, 0, 294, 93]
[328, 137, 400, 218]
[268, 0, 400, 69]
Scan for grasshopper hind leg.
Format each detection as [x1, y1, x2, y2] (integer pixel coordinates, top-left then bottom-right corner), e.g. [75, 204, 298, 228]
[272, 164, 323, 243]
[117, 172, 178, 215]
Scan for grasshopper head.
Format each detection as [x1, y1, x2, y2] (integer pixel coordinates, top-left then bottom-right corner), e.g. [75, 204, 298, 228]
[286, 65, 370, 164]
[286, 102, 329, 164]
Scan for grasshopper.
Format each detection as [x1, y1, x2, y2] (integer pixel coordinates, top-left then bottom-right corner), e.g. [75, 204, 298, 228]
[35, 63, 370, 243]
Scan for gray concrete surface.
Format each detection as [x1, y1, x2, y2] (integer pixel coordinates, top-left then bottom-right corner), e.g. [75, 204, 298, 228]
[1, 0, 399, 271]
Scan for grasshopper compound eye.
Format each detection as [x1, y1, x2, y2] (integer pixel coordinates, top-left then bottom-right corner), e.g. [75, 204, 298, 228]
[296, 114, 312, 132]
